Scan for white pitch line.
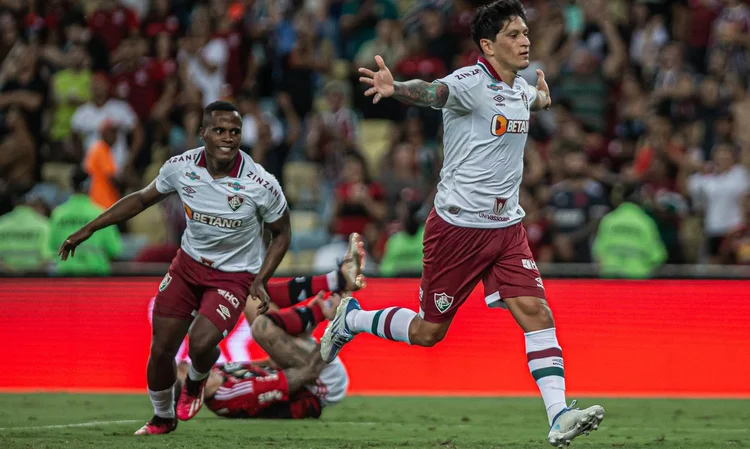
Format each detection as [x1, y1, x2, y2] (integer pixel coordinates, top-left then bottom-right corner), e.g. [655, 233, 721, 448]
[0, 419, 140, 431]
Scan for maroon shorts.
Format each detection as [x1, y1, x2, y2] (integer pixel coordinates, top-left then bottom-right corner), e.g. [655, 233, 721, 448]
[419, 209, 545, 323]
[153, 249, 254, 336]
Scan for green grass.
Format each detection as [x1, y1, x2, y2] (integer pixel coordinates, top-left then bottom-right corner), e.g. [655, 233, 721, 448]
[0, 394, 748, 448]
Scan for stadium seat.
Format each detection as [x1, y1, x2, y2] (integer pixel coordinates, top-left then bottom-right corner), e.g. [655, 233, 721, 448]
[358, 119, 393, 178]
[283, 161, 320, 207]
[127, 205, 168, 244]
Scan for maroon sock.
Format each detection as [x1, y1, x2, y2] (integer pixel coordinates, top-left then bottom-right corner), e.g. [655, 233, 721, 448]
[266, 302, 326, 336]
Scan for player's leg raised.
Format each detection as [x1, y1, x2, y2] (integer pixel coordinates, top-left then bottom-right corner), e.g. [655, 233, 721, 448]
[320, 210, 489, 362]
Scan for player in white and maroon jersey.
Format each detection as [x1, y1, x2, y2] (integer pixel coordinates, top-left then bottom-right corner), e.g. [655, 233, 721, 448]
[58, 101, 293, 436]
[320, 1, 604, 446]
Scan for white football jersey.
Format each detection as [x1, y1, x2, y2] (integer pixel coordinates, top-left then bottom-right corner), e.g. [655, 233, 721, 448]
[155, 147, 287, 273]
[433, 57, 538, 228]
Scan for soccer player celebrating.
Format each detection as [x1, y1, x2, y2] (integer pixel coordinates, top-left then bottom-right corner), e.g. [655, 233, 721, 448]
[320, 1, 604, 446]
[59, 101, 293, 435]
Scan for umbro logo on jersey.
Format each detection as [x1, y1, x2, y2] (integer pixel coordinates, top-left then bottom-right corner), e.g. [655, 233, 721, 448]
[490, 114, 529, 136]
[185, 171, 200, 181]
[493, 94, 505, 106]
[182, 186, 196, 197]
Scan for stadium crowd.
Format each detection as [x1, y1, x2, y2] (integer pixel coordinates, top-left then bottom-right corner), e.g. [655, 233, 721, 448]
[0, 0, 749, 277]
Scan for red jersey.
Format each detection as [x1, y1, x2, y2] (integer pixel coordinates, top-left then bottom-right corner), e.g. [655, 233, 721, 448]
[204, 363, 322, 419]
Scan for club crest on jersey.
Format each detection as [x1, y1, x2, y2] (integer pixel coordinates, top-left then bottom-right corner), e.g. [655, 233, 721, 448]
[185, 171, 200, 181]
[490, 114, 529, 137]
[493, 197, 508, 215]
[227, 194, 244, 211]
[434, 292, 454, 314]
[226, 181, 245, 192]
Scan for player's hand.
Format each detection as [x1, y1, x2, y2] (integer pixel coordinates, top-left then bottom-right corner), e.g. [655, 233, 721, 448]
[248, 281, 271, 315]
[358, 55, 394, 104]
[58, 228, 92, 261]
[536, 69, 552, 110]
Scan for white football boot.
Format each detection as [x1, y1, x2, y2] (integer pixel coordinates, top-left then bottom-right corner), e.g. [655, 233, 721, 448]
[547, 400, 605, 447]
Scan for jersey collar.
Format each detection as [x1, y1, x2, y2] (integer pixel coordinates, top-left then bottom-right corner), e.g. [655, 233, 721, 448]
[477, 57, 501, 83]
[196, 149, 244, 178]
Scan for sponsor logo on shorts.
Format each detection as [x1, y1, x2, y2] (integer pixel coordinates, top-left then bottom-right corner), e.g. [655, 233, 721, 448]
[419, 287, 423, 301]
[185, 171, 200, 180]
[159, 273, 172, 292]
[535, 277, 544, 289]
[182, 186, 196, 198]
[490, 114, 529, 136]
[434, 292, 454, 314]
[521, 259, 538, 271]
[184, 204, 243, 228]
[218, 289, 240, 309]
[227, 194, 244, 211]
[217, 304, 231, 321]
[258, 390, 283, 404]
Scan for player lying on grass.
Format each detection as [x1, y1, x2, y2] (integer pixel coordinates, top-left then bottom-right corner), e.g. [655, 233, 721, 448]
[175, 291, 350, 419]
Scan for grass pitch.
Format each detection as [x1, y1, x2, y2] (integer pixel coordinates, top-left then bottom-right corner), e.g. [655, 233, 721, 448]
[0, 394, 748, 448]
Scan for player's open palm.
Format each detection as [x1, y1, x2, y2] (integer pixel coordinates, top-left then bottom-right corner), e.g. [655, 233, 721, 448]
[58, 228, 92, 260]
[358, 55, 394, 104]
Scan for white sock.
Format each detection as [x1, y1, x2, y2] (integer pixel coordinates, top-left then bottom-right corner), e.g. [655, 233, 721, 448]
[346, 307, 416, 344]
[326, 270, 339, 291]
[525, 328, 567, 425]
[148, 384, 175, 419]
[188, 365, 210, 382]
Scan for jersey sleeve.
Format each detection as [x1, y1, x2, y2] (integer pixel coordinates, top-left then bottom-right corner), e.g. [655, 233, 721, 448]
[155, 160, 178, 194]
[525, 81, 539, 108]
[432, 69, 482, 114]
[255, 165, 288, 223]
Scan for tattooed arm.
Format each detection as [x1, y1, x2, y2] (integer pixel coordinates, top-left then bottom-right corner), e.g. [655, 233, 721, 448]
[252, 314, 320, 370]
[391, 80, 450, 108]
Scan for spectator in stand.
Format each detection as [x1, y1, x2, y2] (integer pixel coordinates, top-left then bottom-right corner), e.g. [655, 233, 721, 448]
[379, 201, 424, 277]
[330, 151, 386, 240]
[339, 0, 399, 61]
[0, 108, 36, 215]
[547, 145, 610, 263]
[84, 120, 125, 210]
[0, 191, 51, 274]
[685, 143, 749, 263]
[71, 73, 143, 176]
[48, 169, 122, 276]
[720, 194, 750, 264]
[86, 0, 139, 54]
[178, 6, 229, 106]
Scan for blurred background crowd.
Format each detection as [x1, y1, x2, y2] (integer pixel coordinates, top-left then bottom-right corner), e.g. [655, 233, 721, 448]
[0, 0, 749, 278]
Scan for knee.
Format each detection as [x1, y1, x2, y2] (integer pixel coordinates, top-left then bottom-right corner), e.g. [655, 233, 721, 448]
[150, 340, 179, 362]
[188, 335, 218, 358]
[514, 296, 554, 327]
[411, 326, 447, 347]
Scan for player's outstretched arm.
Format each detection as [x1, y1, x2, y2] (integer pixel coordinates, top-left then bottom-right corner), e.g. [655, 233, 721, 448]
[530, 69, 552, 111]
[358, 55, 448, 108]
[249, 207, 292, 314]
[58, 180, 169, 260]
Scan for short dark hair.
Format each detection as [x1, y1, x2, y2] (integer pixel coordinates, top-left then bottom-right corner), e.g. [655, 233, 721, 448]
[202, 101, 240, 127]
[71, 168, 90, 192]
[470, 0, 527, 51]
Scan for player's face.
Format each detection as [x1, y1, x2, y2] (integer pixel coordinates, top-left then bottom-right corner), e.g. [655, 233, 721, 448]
[201, 111, 242, 164]
[485, 17, 530, 72]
